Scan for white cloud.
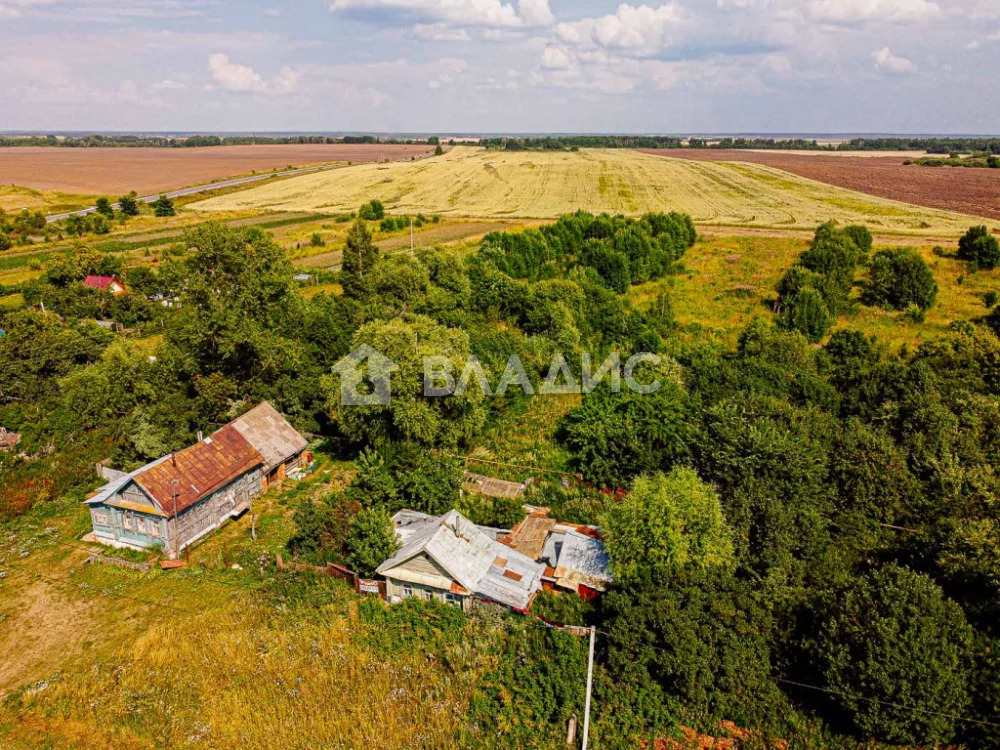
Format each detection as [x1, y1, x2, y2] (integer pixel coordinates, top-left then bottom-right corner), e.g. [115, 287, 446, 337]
[330, 0, 555, 40]
[872, 46, 915, 74]
[518, 0, 552, 26]
[555, 4, 684, 58]
[427, 58, 468, 88]
[810, 0, 940, 26]
[330, 0, 553, 29]
[539, 45, 572, 70]
[152, 78, 188, 91]
[208, 53, 267, 91]
[413, 22, 470, 40]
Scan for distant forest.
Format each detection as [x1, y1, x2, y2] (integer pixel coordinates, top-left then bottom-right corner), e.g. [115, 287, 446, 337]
[483, 135, 1000, 153]
[4, 133, 1000, 153]
[0, 134, 439, 148]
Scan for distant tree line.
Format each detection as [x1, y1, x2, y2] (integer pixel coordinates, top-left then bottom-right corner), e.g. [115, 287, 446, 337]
[481, 136, 684, 151]
[0, 134, 442, 148]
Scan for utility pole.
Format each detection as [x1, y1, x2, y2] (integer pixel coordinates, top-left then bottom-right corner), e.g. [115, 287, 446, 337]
[582, 625, 596, 750]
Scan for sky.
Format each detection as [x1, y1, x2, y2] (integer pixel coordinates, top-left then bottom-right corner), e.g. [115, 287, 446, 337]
[1, 0, 998, 134]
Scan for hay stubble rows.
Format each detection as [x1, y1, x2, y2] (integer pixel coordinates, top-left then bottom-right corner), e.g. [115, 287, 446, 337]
[192, 146, 997, 236]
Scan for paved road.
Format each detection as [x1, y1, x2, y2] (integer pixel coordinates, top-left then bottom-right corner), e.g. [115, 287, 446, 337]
[44, 163, 340, 223]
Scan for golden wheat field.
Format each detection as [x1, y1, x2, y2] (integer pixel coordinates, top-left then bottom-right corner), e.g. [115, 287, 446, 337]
[191, 146, 997, 236]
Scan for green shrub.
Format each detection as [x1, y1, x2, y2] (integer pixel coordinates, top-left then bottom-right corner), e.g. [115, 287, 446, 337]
[958, 226, 1000, 270]
[780, 287, 832, 342]
[865, 247, 938, 311]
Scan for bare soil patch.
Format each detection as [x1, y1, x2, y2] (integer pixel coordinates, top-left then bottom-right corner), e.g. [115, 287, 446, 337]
[0, 145, 433, 196]
[639, 149, 1000, 222]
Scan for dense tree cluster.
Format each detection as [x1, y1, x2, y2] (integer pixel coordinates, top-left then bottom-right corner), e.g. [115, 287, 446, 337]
[776, 222, 869, 341]
[4, 211, 1000, 747]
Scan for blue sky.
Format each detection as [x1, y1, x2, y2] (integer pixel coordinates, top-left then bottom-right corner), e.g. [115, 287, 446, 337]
[0, 0, 998, 134]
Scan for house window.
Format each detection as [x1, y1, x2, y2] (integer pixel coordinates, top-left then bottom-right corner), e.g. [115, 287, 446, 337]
[445, 593, 463, 607]
[122, 515, 134, 531]
[402, 584, 415, 599]
[136, 517, 146, 533]
[94, 511, 109, 526]
[148, 520, 161, 538]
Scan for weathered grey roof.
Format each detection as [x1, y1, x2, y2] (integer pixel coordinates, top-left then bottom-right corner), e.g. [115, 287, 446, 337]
[379, 509, 544, 611]
[224, 402, 308, 474]
[553, 529, 613, 592]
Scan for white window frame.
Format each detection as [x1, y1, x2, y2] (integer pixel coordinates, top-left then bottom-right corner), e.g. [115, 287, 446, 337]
[122, 515, 134, 531]
[94, 510, 109, 525]
[445, 593, 462, 607]
[402, 584, 415, 599]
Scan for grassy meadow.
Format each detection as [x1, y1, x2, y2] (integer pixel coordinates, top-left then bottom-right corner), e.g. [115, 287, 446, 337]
[190, 146, 996, 236]
[0, 462, 494, 750]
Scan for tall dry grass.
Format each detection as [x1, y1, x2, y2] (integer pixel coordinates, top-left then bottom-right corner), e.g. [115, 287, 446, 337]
[3, 596, 483, 749]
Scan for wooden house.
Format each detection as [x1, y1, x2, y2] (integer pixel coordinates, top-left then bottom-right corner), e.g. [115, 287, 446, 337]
[83, 275, 127, 295]
[222, 402, 308, 489]
[378, 509, 544, 613]
[84, 426, 264, 558]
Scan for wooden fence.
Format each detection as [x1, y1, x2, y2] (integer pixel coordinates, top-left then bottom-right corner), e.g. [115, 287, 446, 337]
[85, 552, 152, 573]
[275, 554, 386, 599]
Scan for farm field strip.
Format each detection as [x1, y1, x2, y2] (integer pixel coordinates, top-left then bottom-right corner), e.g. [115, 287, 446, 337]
[0, 144, 434, 196]
[640, 148, 1000, 221]
[191, 147, 995, 236]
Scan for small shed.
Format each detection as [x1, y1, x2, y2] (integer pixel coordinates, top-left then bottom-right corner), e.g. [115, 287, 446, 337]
[222, 402, 308, 489]
[461, 471, 529, 499]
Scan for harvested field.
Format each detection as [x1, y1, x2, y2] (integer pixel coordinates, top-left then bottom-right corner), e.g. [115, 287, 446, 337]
[0, 144, 433, 195]
[640, 149, 1000, 221]
[192, 146, 997, 236]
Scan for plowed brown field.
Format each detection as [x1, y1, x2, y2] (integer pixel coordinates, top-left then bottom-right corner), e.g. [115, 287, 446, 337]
[0, 144, 433, 195]
[639, 149, 1000, 221]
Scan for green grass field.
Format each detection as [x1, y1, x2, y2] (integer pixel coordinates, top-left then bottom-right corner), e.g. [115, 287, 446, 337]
[631, 232, 1000, 350]
[190, 147, 997, 236]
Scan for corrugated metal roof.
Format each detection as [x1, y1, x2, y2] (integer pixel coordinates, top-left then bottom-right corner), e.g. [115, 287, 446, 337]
[379, 509, 544, 611]
[224, 402, 308, 474]
[554, 529, 613, 593]
[134, 426, 263, 517]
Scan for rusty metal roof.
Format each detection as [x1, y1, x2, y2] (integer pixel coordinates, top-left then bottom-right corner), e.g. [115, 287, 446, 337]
[223, 402, 308, 474]
[500, 513, 557, 561]
[134, 426, 263, 517]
